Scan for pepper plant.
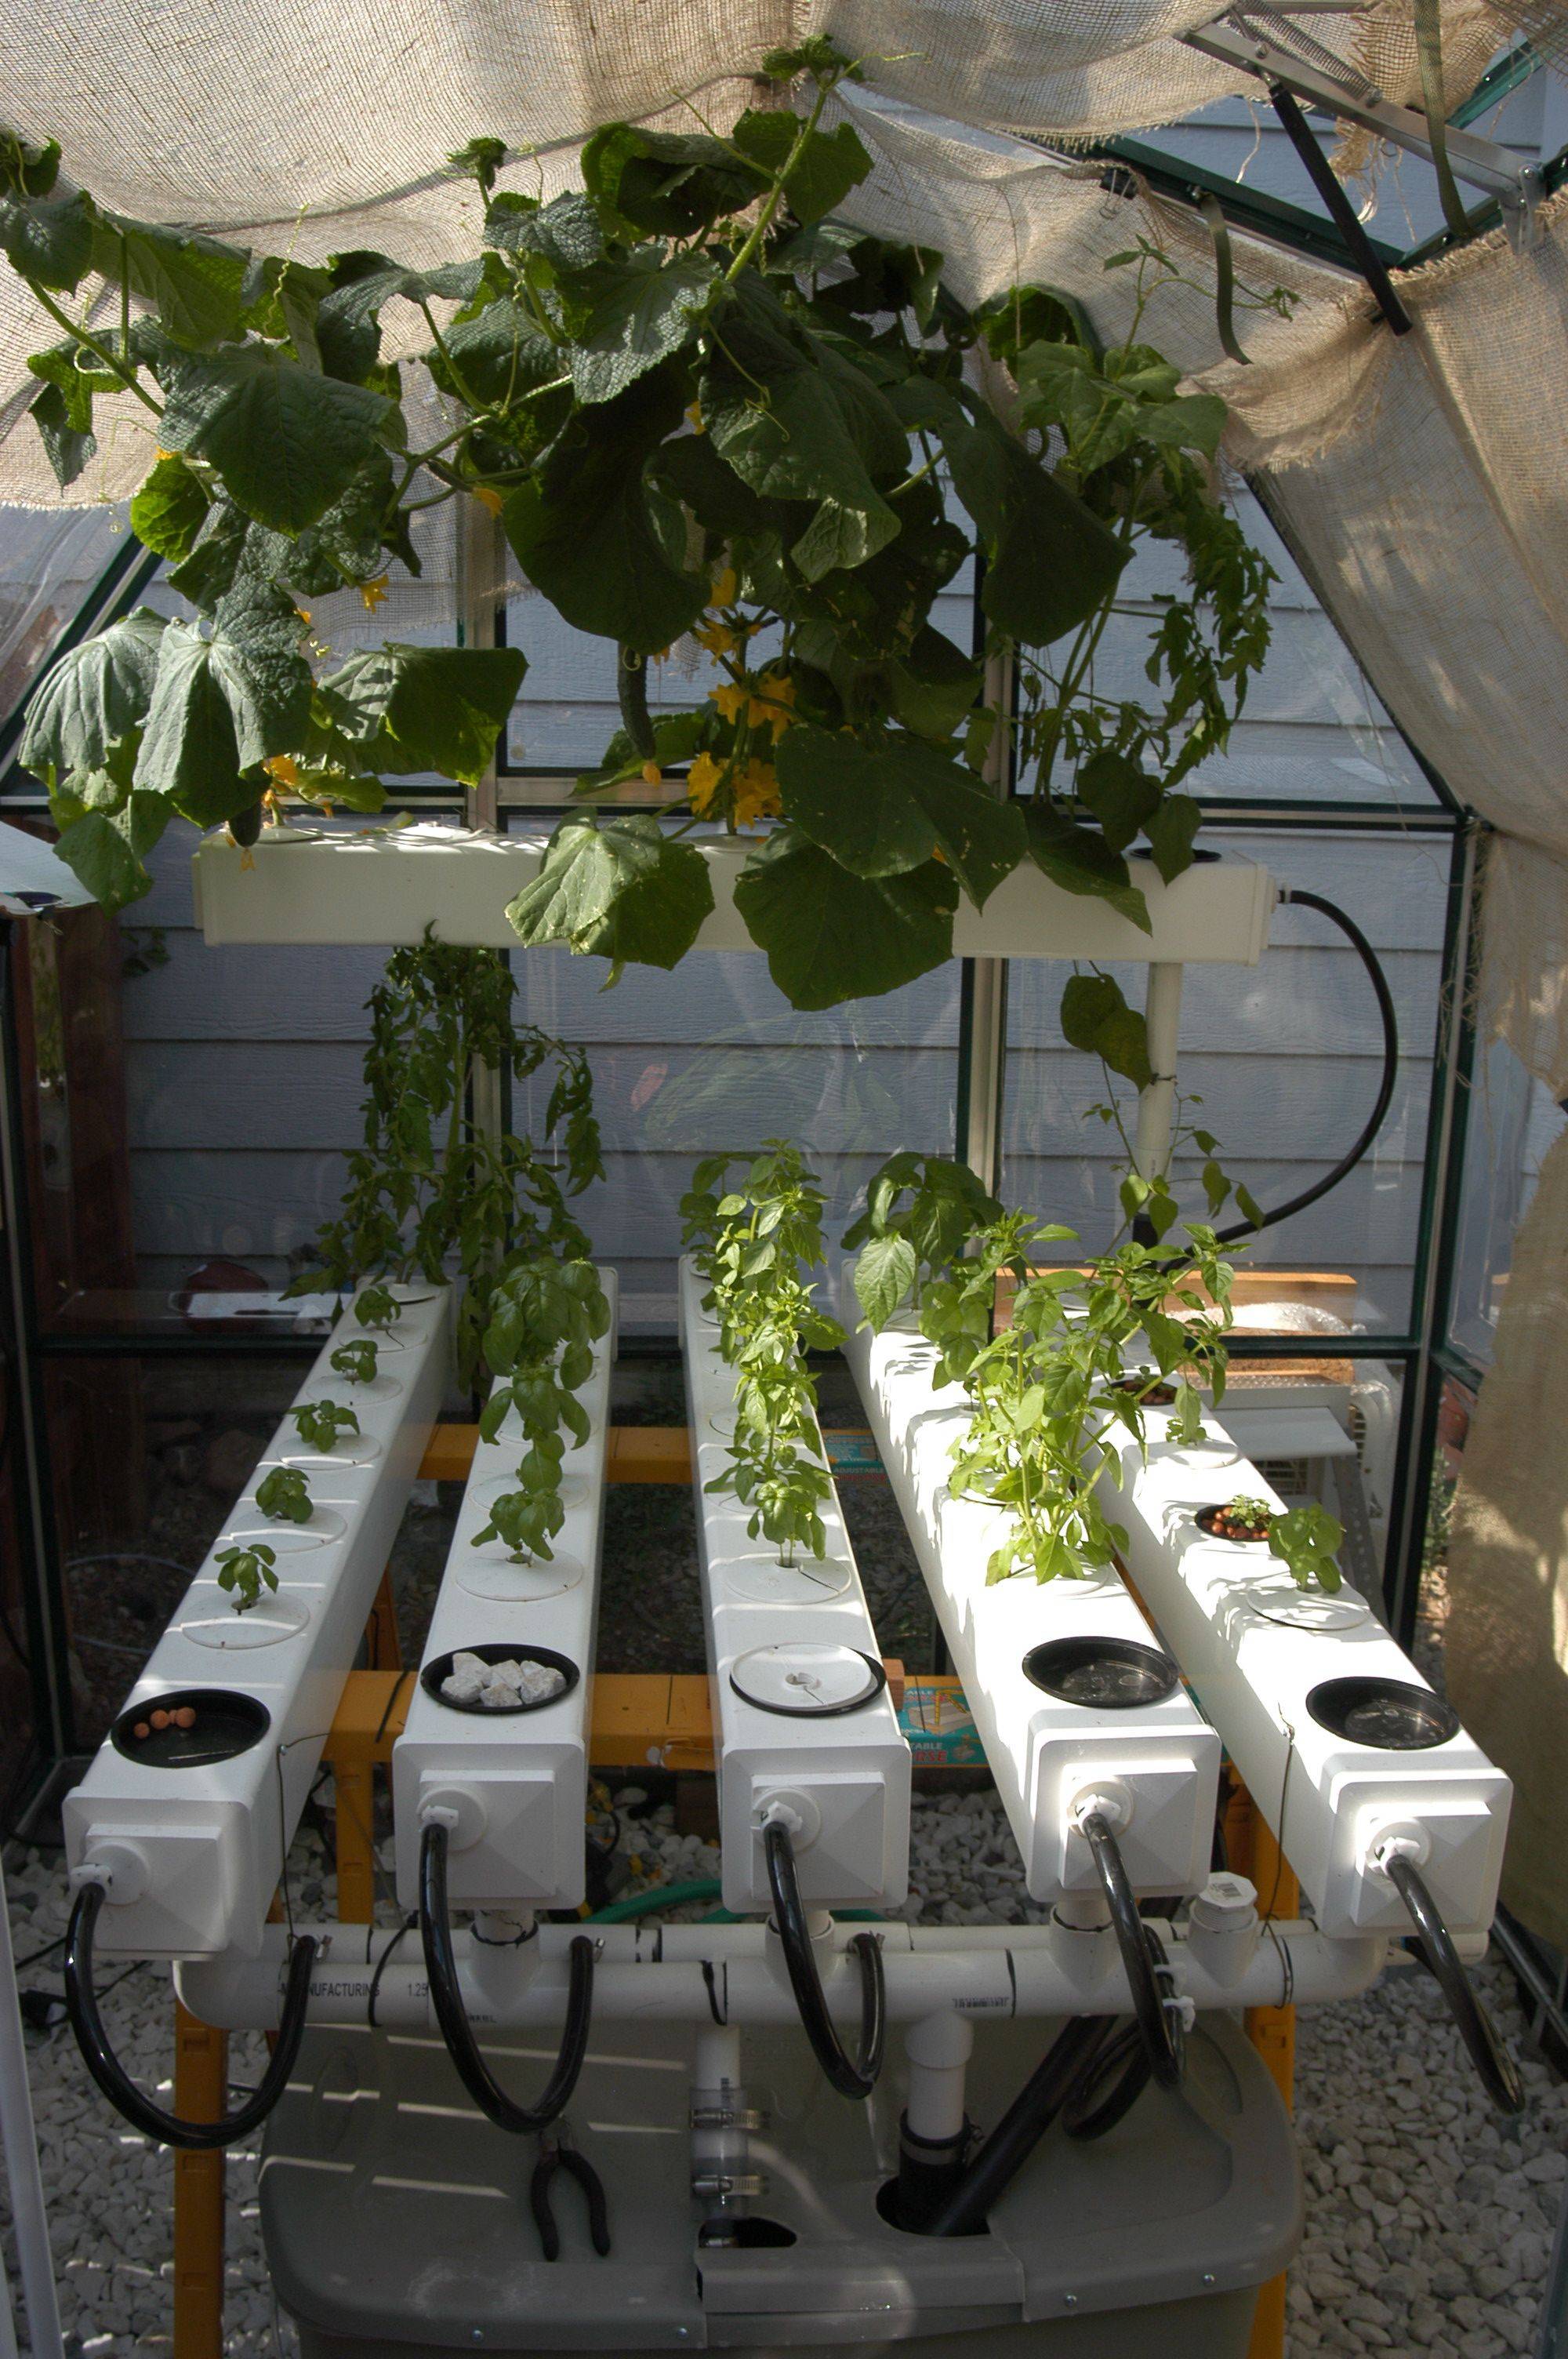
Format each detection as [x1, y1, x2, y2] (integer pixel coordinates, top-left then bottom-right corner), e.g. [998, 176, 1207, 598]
[683, 1142, 844, 1565]
[474, 1255, 610, 1563]
[906, 1204, 1235, 1583]
[296, 932, 603, 1385]
[214, 1541, 278, 1613]
[5, 42, 1271, 1041]
[329, 1337, 379, 1385]
[290, 1399, 360, 1453]
[256, 1466, 313, 1525]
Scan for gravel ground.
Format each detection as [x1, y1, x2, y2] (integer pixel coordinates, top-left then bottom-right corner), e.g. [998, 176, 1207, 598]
[4, 1789, 1562, 2359]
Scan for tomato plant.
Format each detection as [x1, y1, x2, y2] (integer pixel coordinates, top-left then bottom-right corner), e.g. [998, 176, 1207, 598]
[475, 1255, 610, 1561]
[295, 932, 603, 1385]
[684, 1141, 844, 1565]
[4, 40, 1272, 1028]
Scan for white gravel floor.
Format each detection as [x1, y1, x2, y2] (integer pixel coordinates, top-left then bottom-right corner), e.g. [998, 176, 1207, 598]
[3, 1790, 1563, 2358]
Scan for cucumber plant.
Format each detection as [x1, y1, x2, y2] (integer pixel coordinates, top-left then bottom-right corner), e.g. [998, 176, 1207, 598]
[256, 1467, 313, 1525]
[4, 42, 1272, 1042]
[684, 1142, 844, 1566]
[474, 1256, 610, 1562]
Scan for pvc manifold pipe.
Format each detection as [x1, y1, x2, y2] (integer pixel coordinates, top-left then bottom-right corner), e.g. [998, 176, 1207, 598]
[177, 1914, 1388, 2033]
[64, 1284, 453, 1959]
[844, 1299, 1220, 1903]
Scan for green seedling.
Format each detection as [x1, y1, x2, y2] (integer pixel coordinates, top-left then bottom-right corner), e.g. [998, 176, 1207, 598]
[354, 1283, 400, 1332]
[256, 1466, 313, 1525]
[330, 1337, 379, 1385]
[291, 1399, 360, 1452]
[1269, 1503, 1345, 1594]
[215, 1542, 278, 1613]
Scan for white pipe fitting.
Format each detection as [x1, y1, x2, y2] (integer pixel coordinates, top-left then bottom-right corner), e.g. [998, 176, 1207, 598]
[905, 2010, 974, 2145]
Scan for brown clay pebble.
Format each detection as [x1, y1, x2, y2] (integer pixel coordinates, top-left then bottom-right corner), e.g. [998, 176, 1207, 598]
[150, 1709, 170, 1730]
[174, 1707, 196, 1729]
[132, 1722, 151, 1741]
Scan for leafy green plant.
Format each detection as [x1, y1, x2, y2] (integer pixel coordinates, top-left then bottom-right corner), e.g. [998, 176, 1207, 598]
[683, 1141, 844, 1565]
[475, 1256, 610, 1562]
[354, 1283, 401, 1332]
[913, 1205, 1235, 1583]
[214, 1540, 278, 1612]
[330, 1337, 379, 1384]
[291, 1399, 360, 1452]
[1269, 1503, 1345, 1594]
[4, 49, 1268, 1034]
[842, 1150, 1001, 1330]
[256, 1466, 313, 1525]
[297, 933, 603, 1385]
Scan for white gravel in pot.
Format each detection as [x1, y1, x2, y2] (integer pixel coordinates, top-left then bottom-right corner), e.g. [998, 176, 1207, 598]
[4, 1793, 1563, 2356]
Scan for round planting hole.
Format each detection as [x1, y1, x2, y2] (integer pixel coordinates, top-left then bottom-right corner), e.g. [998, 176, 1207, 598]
[225, 1509, 347, 1554]
[1023, 1634, 1181, 1710]
[270, 1434, 383, 1470]
[1113, 1375, 1177, 1406]
[1306, 1677, 1460, 1751]
[111, 1687, 271, 1766]
[458, 1551, 585, 1603]
[419, 1641, 580, 1716]
[730, 1641, 886, 1718]
[725, 1553, 853, 1606]
[178, 1594, 312, 1651]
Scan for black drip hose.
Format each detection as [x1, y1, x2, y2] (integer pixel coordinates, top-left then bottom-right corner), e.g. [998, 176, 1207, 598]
[1080, 1812, 1182, 2090]
[1385, 1853, 1525, 2116]
[1214, 888, 1399, 1247]
[418, 1820, 594, 2135]
[65, 1880, 318, 2150]
[762, 1818, 885, 2100]
[1062, 2020, 1150, 2142]
[928, 2015, 1110, 2237]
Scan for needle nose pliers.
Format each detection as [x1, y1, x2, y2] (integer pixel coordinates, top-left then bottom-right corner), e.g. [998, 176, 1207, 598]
[531, 2121, 611, 2261]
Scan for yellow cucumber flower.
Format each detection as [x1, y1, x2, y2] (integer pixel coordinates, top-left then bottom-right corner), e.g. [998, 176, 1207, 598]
[359, 574, 390, 612]
[711, 680, 748, 724]
[710, 565, 738, 606]
[686, 751, 723, 815]
[733, 758, 781, 829]
[750, 671, 797, 740]
[695, 620, 738, 660]
[263, 754, 300, 789]
[472, 485, 504, 517]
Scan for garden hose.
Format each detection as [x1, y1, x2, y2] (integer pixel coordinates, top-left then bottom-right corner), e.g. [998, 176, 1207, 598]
[762, 1819, 886, 2100]
[1214, 887, 1398, 1246]
[64, 1878, 317, 2150]
[586, 1878, 723, 1924]
[418, 1819, 594, 2134]
[1383, 1852, 1524, 2116]
[1079, 1812, 1183, 2090]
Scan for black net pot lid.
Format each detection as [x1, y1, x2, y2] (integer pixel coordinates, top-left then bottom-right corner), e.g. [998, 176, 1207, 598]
[1023, 1634, 1181, 1710]
[730, 1641, 887, 1718]
[111, 1687, 271, 1768]
[1306, 1676, 1461, 1751]
[419, 1641, 581, 1716]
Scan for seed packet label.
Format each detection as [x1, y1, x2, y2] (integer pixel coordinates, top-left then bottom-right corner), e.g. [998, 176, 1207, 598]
[898, 1677, 985, 1765]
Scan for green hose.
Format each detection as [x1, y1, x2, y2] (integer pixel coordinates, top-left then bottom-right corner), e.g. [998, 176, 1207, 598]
[586, 1879, 721, 1923]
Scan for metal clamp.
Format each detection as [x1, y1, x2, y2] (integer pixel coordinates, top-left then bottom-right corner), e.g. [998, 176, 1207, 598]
[690, 2103, 768, 2133]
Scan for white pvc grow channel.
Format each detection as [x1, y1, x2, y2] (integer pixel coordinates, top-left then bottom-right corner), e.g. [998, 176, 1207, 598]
[64, 1284, 452, 1958]
[392, 1271, 617, 1912]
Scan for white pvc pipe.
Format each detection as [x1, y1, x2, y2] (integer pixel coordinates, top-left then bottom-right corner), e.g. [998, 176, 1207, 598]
[0, 1853, 64, 2359]
[905, 2011, 973, 2143]
[1134, 960, 1185, 1179]
[179, 1917, 1386, 2032]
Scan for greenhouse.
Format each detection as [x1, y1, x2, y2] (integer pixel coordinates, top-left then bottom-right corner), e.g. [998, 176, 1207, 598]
[0, 1, 1566, 2354]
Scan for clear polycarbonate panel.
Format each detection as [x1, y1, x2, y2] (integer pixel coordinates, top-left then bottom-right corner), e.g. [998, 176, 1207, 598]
[1448, 1036, 1567, 1369]
[0, 502, 131, 736]
[1001, 827, 1449, 1335]
[505, 815, 964, 1332]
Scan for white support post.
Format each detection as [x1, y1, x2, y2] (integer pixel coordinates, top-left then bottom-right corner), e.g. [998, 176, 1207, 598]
[1133, 960, 1185, 1181]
